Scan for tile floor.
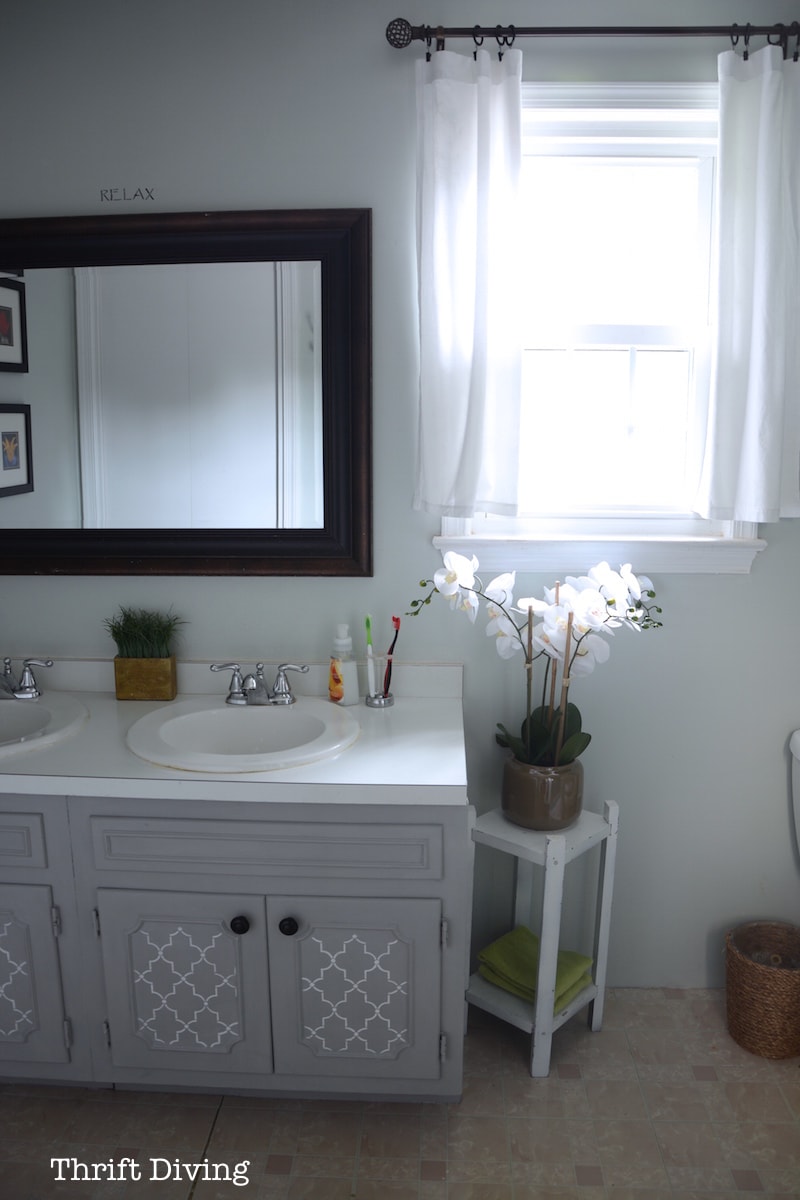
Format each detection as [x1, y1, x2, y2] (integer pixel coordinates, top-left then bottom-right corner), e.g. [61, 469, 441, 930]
[1, 988, 799, 1199]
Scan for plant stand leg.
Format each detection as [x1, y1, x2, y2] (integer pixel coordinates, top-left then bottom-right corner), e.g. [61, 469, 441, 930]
[530, 832, 566, 1077]
[588, 798, 619, 1031]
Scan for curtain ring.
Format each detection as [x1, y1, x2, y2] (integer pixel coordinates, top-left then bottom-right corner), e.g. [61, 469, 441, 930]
[743, 23, 751, 61]
[473, 26, 484, 61]
[767, 23, 788, 56]
[435, 25, 445, 52]
[730, 23, 740, 51]
[495, 25, 515, 60]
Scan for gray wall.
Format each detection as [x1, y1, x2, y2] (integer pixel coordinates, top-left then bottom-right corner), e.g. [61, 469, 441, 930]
[3, 0, 799, 986]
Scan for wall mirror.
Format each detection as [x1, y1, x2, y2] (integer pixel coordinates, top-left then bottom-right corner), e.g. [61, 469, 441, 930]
[0, 208, 372, 575]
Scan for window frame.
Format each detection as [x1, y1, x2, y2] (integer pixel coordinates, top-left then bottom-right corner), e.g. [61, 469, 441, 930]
[434, 83, 766, 575]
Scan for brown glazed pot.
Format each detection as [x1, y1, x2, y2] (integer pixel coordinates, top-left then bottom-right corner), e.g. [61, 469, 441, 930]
[501, 756, 584, 831]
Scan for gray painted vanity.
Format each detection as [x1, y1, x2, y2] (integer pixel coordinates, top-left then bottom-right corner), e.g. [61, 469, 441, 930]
[0, 664, 473, 1101]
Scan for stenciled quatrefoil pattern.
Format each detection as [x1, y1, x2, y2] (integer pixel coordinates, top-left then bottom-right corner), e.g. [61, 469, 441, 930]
[300, 928, 410, 1057]
[130, 921, 242, 1052]
[0, 915, 36, 1042]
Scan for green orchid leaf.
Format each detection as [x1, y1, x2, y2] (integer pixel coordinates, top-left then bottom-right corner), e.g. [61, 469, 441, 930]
[496, 724, 528, 761]
[558, 730, 592, 764]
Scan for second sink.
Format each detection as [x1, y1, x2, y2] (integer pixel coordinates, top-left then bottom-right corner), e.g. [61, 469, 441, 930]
[126, 695, 360, 773]
[0, 692, 89, 759]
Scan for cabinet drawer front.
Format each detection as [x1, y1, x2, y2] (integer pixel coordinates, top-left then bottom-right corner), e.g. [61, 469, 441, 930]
[90, 818, 444, 880]
[0, 813, 47, 870]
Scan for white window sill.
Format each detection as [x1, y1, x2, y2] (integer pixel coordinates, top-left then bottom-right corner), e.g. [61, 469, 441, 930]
[433, 525, 766, 575]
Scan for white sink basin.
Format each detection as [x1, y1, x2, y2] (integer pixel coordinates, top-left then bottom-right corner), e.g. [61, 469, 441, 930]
[0, 693, 89, 758]
[126, 695, 360, 773]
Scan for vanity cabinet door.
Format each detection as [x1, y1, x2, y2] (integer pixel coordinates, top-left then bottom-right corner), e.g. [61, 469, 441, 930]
[267, 896, 443, 1080]
[0, 883, 70, 1064]
[96, 889, 273, 1075]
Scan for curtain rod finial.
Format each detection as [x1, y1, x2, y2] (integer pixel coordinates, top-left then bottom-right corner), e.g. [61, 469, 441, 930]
[386, 17, 414, 49]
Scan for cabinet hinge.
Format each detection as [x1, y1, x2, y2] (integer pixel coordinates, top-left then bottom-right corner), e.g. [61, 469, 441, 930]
[63, 1018, 73, 1050]
[93, 908, 101, 936]
[440, 918, 449, 947]
[103, 1020, 112, 1048]
[50, 905, 62, 937]
[439, 1033, 447, 1063]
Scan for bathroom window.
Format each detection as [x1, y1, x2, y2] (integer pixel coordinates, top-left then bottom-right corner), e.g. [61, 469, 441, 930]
[436, 84, 764, 573]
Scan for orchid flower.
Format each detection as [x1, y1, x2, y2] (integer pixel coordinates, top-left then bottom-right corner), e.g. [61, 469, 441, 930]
[408, 555, 662, 766]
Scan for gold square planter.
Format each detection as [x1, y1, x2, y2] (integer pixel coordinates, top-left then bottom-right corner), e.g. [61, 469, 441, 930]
[113, 655, 177, 701]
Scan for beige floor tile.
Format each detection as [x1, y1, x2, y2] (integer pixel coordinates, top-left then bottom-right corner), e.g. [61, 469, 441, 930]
[359, 1113, 422, 1157]
[1, 988, 797, 1200]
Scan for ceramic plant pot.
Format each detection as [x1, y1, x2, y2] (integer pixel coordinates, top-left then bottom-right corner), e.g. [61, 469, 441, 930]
[501, 756, 584, 831]
[113, 654, 177, 701]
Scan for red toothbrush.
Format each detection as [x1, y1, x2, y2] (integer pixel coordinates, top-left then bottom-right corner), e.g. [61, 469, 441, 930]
[383, 615, 401, 696]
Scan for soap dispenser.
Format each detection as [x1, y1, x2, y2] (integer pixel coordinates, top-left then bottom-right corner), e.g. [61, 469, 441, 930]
[328, 624, 359, 705]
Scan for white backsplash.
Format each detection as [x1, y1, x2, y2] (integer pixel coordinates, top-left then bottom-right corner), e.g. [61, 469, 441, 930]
[44, 658, 463, 699]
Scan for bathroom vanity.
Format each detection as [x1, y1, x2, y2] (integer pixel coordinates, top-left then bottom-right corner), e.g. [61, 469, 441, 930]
[0, 665, 472, 1101]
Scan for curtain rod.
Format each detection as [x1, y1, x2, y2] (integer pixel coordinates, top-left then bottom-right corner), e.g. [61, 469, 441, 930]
[386, 17, 800, 51]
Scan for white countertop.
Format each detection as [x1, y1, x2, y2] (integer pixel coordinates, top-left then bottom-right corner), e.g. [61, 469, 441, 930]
[0, 681, 468, 806]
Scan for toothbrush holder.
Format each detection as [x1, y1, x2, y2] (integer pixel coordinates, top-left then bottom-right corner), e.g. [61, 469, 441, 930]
[365, 653, 394, 708]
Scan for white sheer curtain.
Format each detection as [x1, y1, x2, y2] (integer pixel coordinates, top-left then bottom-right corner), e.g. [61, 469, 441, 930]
[695, 46, 800, 523]
[414, 49, 523, 516]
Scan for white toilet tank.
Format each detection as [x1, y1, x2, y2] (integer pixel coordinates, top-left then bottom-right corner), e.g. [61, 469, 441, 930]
[790, 730, 800, 849]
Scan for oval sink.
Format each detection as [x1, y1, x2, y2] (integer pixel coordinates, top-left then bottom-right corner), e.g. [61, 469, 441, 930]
[126, 696, 359, 773]
[0, 693, 89, 759]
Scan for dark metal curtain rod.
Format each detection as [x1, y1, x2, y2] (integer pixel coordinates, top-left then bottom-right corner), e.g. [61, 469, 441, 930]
[386, 16, 800, 51]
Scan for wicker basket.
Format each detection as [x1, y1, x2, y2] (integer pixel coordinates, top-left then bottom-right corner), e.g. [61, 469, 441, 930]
[725, 921, 800, 1059]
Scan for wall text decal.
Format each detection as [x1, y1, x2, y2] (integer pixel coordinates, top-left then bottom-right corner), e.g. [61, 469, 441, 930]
[99, 187, 156, 202]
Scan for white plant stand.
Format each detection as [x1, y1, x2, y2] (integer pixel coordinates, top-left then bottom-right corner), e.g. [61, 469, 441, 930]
[466, 799, 619, 1077]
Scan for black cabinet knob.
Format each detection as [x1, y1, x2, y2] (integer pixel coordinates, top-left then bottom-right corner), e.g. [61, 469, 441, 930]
[279, 916, 299, 936]
[230, 915, 250, 935]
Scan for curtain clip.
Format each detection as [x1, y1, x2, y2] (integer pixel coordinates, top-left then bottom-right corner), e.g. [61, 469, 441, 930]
[767, 23, 788, 57]
[495, 24, 515, 61]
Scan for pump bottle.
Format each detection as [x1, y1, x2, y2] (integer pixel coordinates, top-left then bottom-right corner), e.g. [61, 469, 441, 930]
[328, 624, 359, 705]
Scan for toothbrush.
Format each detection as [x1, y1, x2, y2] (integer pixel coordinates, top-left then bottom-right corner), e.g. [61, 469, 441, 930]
[383, 615, 401, 696]
[365, 614, 377, 697]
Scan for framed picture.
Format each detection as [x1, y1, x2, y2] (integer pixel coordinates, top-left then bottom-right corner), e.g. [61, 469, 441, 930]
[0, 278, 28, 372]
[0, 403, 33, 497]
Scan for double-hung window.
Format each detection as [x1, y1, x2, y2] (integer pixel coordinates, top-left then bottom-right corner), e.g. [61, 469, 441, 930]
[436, 84, 765, 573]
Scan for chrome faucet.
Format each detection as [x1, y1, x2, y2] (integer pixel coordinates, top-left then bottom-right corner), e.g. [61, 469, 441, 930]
[210, 662, 309, 706]
[1, 657, 53, 700]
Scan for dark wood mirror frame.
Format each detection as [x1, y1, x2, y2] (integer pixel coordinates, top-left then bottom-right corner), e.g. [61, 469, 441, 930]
[0, 208, 372, 576]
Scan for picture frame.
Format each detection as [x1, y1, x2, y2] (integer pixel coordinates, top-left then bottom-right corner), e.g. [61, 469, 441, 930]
[0, 403, 33, 497]
[0, 278, 28, 372]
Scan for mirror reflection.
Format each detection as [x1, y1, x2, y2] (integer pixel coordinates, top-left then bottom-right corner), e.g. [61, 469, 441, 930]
[75, 262, 323, 529]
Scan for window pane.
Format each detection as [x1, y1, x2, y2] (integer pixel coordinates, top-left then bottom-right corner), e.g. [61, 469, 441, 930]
[519, 348, 691, 511]
[521, 157, 705, 326]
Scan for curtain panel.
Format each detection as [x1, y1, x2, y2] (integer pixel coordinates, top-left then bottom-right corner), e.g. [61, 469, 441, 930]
[695, 45, 800, 523]
[414, 49, 523, 517]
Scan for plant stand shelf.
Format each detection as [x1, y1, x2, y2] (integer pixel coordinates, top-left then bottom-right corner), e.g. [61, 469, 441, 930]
[466, 799, 619, 1077]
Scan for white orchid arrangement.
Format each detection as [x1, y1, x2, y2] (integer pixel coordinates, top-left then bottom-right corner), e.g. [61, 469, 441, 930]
[409, 554, 662, 768]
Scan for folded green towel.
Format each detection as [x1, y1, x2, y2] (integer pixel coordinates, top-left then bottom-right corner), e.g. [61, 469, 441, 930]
[477, 925, 593, 1012]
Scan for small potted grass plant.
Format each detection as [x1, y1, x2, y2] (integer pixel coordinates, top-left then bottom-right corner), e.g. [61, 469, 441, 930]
[104, 606, 185, 700]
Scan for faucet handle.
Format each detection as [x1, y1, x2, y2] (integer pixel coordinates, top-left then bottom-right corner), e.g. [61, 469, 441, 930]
[210, 662, 247, 705]
[270, 663, 309, 705]
[17, 658, 54, 699]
